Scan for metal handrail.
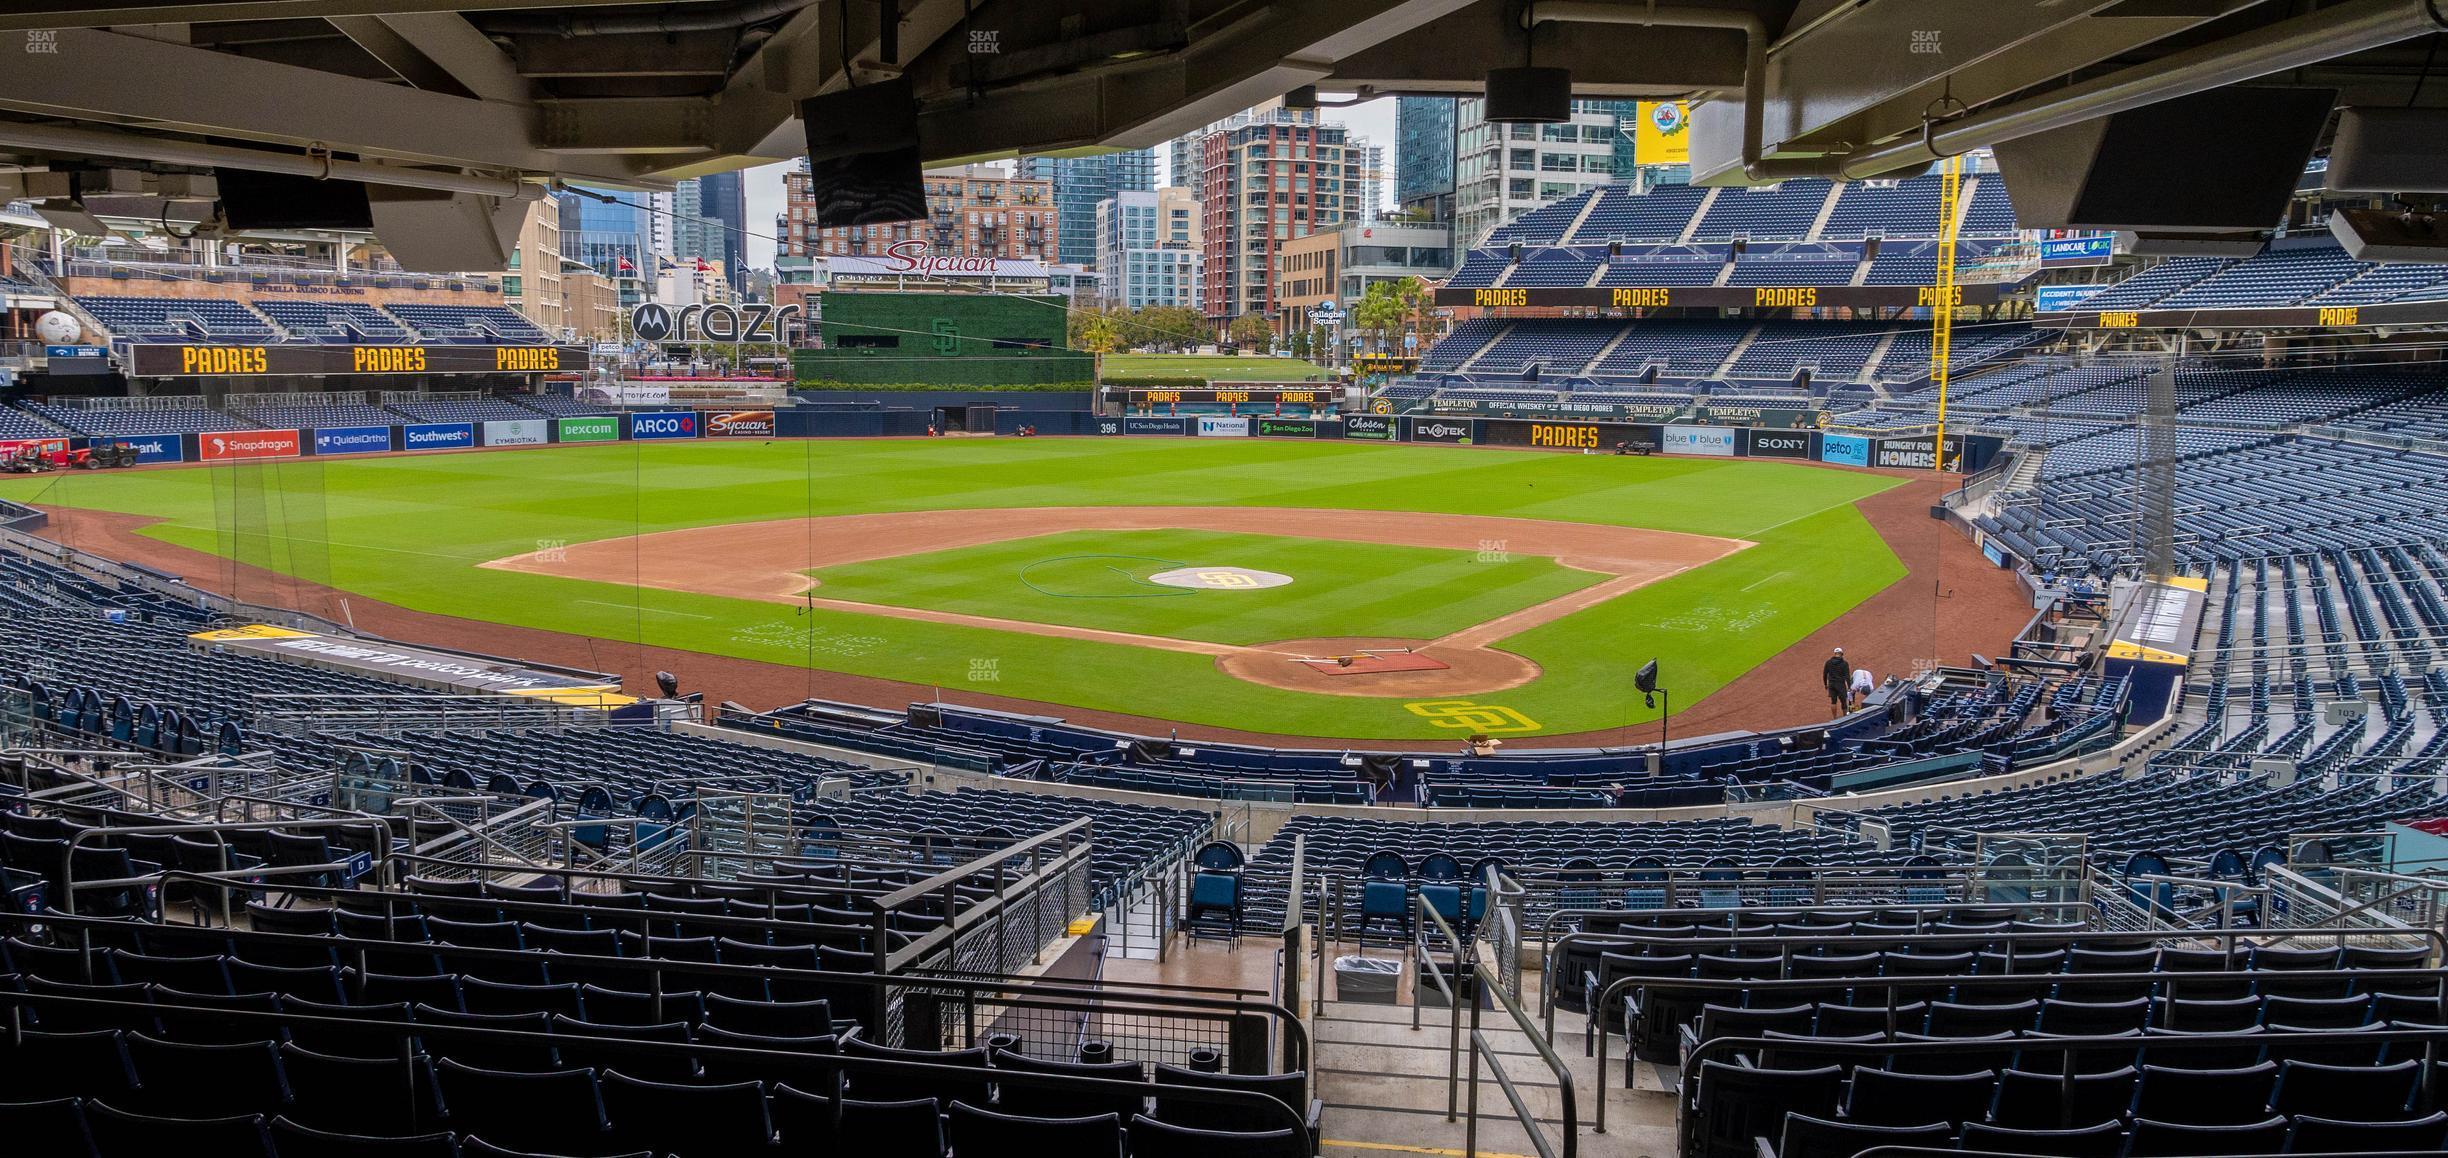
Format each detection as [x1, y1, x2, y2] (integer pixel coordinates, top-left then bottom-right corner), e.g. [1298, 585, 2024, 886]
[877, 817, 1096, 974]
[57, 812, 395, 916]
[1414, 891, 1579, 1158]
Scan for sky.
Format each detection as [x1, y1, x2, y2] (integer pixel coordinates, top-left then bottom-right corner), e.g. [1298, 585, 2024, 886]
[738, 95, 1400, 270]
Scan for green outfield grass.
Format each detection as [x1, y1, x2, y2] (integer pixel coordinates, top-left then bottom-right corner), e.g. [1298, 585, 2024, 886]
[1101, 353, 1332, 381]
[0, 439, 1908, 738]
[809, 528, 1607, 645]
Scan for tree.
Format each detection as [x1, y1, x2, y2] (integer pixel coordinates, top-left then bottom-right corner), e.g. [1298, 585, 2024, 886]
[1137, 305, 1206, 352]
[1352, 277, 1428, 356]
[1288, 326, 1311, 360]
[1227, 312, 1273, 354]
[1078, 312, 1122, 380]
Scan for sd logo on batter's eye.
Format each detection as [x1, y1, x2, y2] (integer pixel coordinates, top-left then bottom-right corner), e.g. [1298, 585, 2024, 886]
[1405, 700, 1541, 733]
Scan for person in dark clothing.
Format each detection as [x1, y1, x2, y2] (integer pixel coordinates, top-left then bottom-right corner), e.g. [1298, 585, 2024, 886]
[1822, 647, 1850, 719]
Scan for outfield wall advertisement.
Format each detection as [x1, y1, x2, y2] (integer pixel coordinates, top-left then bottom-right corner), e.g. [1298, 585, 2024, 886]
[1745, 429, 1815, 459]
[1340, 415, 1396, 441]
[1820, 433, 1871, 466]
[1663, 425, 1737, 456]
[556, 416, 622, 443]
[1404, 417, 1476, 444]
[704, 410, 776, 439]
[1873, 434, 1966, 471]
[402, 423, 475, 452]
[115, 433, 184, 464]
[1124, 416, 1189, 436]
[1195, 415, 1250, 437]
[199, 429, 301, 462]
[483, 420, 549, 447]
[313, 426, 392, 456]
[1254, 418, 1317, 438]
[628, 412, 699, 440]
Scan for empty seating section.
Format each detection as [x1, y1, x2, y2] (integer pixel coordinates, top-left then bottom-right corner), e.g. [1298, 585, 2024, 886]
[1420, 318, 1505, 372]
[21, 401, 258, 438]
[1571, 184, 1708, 243]
[1467, 321, 1621, 376]
[389, 397, 553, 424]
[1692, 183, 1832, 241]
[512, 394, 618, 417]
[1958, 179, 2017, 235]
[1819, 180, 1941, 240]
[2067, 240, 2448, 311]
[1728, 323, 1885, 380]
[234, 398, 403, 429]
[1507, 249, 1603, 287]
[72, 296, 279, 342]
[1726, 247, 1861, 287]
[1487, 192, 1591, 244]
[1597, 246, 1726, 286]
[250, 300, 415, 342]
[386, 304, 552, 343]
[1592, 320, 1748, 380]
[0, 407, 68, 440]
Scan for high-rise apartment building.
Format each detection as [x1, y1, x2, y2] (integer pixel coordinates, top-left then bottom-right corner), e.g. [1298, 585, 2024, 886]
[1395, 96, 1458, 223]
[674, 172, 749, 292]
[1094, 186, 1201, 310]
[556, 186, 654, 307]
[780, 162, 1056, 264]
[1452, 98, 1637, 247]
[1188, 103, 1365, 325]
[1017, 149, 1155, 269]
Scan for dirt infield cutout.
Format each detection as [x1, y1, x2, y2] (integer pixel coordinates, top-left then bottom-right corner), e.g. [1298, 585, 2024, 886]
[481, 506, 1748, 698]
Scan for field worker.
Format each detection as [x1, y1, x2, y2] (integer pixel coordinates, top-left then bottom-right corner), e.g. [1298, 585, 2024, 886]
[1823, 647, 1850, 719]
[1850, 665, 1875, 708]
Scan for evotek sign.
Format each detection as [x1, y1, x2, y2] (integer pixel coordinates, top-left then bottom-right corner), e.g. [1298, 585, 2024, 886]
[629, 301, 801, 344]
[1405, 418, 1475, 444]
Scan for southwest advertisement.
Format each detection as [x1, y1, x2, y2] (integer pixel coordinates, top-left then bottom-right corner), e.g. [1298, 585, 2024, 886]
[556, 416, 622, 443]
[402, 423, 476, 452]
[313, 426, 392, 456]
[198, 429, 302, 462]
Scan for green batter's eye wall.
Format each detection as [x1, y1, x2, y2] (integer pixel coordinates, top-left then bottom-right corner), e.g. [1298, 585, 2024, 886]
[796, 291, 1094, 387]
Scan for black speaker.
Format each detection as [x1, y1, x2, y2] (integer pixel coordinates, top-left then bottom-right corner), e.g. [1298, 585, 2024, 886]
[215, 165, 373, 231]
[800, 77, 927, 228]
[1484, 66, 1571, 124]
[1992, 86, 2335, 233]
[1633, 659, 1658, 694]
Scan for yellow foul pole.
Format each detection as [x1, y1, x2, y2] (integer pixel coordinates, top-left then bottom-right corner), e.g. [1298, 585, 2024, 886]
[1931, 154, 1963, 473]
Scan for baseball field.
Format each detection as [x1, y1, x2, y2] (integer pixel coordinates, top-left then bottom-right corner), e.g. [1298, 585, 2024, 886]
[0, 438, 1930, 740]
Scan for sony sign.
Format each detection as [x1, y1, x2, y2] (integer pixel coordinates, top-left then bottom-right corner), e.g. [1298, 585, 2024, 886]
[631, 301, 803, 344]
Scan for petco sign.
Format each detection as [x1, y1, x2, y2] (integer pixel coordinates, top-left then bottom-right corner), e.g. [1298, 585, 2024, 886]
[1663, 425, 1737, 456]
[629, 301, 801, 344]
[629, 411, 699, 440]
[199, 429, 302, 462]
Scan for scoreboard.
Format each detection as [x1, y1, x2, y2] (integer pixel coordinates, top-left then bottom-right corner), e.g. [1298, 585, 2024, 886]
[1123, 385, 1339, 407]
[127, 344, 591, 378]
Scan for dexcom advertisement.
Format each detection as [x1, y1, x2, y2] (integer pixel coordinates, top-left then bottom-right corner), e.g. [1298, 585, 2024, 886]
[629, 412, 700, 441]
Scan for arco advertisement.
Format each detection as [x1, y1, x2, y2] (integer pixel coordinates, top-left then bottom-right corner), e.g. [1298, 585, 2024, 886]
[402, 422, 475, 452]
[198, 429, 301, 462]
[556, 416, 622, 443]
[628, 412, 699, 441]
[313, 426, 392, 456]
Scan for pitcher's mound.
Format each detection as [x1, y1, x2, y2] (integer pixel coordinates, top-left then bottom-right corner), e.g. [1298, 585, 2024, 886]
[1220, 637, 1541, 698]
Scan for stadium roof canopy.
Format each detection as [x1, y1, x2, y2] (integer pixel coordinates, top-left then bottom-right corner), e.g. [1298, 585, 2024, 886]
[3, 1, 2446, 257]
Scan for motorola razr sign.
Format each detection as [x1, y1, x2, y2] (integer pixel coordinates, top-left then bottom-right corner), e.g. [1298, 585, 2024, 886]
[630, 302, 802, 344]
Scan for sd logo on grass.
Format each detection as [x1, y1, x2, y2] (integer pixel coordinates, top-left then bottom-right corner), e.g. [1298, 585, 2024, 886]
[1405, 700, 1541, 733]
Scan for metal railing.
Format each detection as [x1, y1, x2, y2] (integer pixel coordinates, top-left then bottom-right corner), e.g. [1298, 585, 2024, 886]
[1411, 892, 1579, 1158]
[878, 817, 1095, 976]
